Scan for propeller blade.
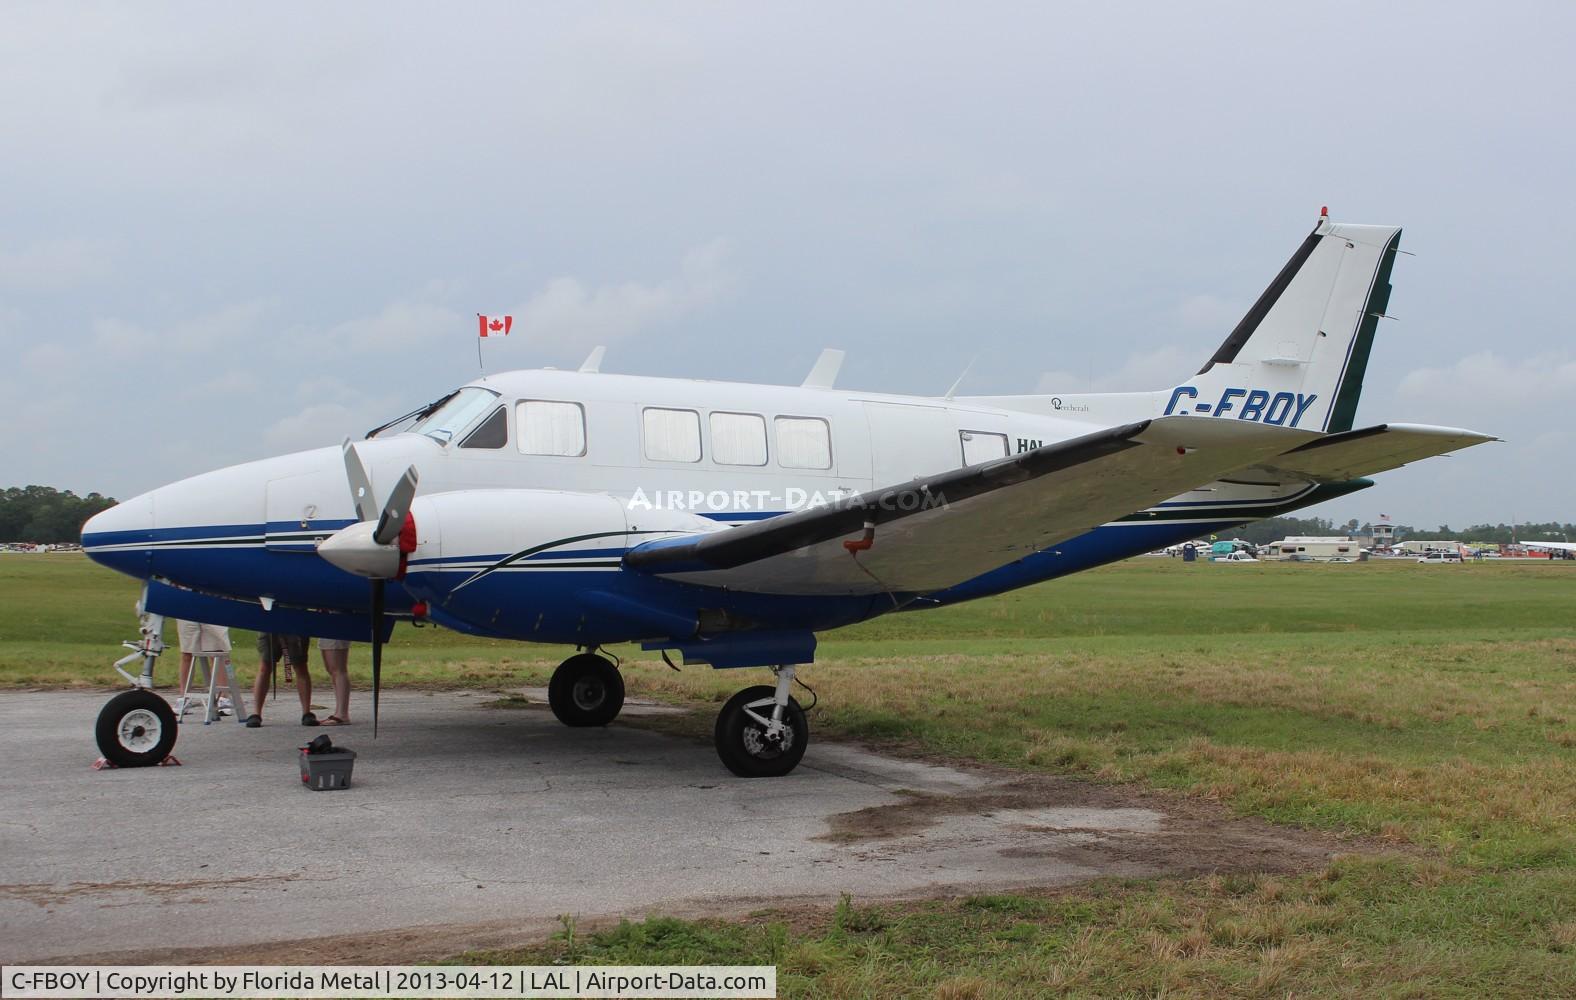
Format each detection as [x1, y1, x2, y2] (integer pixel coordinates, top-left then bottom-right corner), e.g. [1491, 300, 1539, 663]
[342, 440, 378, 523]
[373, 466, 419, 546]
[370, 578, 384, 738]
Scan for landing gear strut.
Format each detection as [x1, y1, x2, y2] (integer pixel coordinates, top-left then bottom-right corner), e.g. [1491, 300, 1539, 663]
[547, 652, 625, 727]
[94, 601, 181, 767]
[714, 666, 808, 778]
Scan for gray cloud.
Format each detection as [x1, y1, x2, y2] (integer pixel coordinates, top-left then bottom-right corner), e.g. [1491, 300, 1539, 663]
[0, 238, 116, 292]
[0, 1, 1569, 529]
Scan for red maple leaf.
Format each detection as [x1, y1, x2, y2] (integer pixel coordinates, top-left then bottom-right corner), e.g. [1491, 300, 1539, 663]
[489, 319, 503, 331]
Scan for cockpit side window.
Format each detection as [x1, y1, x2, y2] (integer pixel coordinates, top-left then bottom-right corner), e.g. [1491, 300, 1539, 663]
[410, 387, 500, 444]
[459, 406, 508, 449]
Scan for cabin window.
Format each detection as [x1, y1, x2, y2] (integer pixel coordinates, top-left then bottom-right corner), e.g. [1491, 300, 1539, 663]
[516, 400, 586, 457]
[709, 412, 768, 466]
[959, 430, 1008, 466]
[643, 407, 702, 463]
[460, 406, 508, 449]
[775, 416, 832, 470]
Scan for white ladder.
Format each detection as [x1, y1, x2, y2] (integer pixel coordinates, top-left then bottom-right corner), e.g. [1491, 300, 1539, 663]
[178, 651, 248, 725]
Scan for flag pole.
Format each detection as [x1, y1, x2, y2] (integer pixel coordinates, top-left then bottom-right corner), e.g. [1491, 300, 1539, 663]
[476, 314, 484, 373]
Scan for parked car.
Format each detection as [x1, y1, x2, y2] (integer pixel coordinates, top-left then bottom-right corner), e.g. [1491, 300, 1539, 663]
[1221, 551, 1259, 562]
[1418, 551, 1463, 564]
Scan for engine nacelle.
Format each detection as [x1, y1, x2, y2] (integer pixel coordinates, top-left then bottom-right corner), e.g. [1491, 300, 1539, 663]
[397, 489, 717, 643]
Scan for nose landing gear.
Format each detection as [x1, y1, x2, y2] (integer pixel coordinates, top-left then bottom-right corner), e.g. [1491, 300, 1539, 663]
[94, 603, 182, 767]
[547, 652, 626, 727]
[95, 689, 179, 768]
[714, 666, 808, 778]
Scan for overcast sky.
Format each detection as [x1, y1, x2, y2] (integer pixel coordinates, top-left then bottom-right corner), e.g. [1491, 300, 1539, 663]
[3, 2, 1571, 528]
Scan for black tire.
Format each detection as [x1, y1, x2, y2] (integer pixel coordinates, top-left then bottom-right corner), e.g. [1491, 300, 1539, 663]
[714, 684, 808, 778]
[548, 654, 625, 727]
[95, 689, 178, 768]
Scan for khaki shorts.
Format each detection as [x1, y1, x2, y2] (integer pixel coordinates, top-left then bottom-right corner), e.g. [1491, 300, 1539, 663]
[318, 638, 351, 651]
[176, 620, 231, 655]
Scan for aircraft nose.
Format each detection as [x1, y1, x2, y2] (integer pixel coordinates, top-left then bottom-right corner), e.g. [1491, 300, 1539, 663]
[81, 492, 156, 579]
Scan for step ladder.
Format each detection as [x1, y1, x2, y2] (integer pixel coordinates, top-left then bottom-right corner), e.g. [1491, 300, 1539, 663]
[178, 651, 248, 726]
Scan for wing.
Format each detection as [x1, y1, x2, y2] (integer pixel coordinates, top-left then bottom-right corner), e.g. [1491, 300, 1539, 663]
[1246, 423, 1496, 482]
[1525, 541, 1576, 553]
[625, 416, 1320, 595]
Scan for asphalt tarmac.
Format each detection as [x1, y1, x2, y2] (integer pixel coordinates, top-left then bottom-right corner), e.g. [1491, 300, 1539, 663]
[1, 690, 1341, 963]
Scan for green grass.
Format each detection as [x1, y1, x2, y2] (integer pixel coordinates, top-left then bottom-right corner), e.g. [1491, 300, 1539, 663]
[4, 554, 1575, 996]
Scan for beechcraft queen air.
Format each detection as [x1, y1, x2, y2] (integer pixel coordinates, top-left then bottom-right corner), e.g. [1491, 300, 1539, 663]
[83, 213, 1495, 775]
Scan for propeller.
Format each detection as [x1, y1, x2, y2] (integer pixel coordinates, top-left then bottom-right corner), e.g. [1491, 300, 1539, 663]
[320, 441, 420, 737]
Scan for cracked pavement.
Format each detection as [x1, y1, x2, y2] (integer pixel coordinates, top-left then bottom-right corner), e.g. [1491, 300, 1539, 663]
[1, 690, 1343, 962]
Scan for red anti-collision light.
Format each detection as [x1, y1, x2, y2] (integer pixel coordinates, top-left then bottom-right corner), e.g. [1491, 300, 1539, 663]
[411, 601, 429, 619]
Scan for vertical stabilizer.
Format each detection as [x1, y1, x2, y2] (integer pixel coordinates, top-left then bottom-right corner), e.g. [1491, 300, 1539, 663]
[1166, 216, 1401, 432]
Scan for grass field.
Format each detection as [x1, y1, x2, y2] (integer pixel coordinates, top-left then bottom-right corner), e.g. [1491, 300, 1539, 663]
[3, 554, 1574, 996]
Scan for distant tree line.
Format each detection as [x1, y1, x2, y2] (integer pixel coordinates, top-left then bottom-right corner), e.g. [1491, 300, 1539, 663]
[1232, 515, 1574, 546]
[1384, 522, 1575, 545]
[0, 486, 118, 544]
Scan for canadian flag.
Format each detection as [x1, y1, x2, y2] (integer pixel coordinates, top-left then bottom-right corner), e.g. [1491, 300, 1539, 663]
[478, 314, 512, 338]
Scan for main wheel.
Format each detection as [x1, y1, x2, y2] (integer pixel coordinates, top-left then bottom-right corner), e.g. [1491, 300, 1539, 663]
[95, 689, 178, 767]
[547, 654, 625, 727]
[714, 685, 808, 778]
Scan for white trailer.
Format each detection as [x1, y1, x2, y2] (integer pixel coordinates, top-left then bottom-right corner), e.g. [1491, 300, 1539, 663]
[1265, 536, 1362, 561]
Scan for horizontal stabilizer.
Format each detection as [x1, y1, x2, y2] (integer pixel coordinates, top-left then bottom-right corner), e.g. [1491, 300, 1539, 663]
[1252, 423, 1496, 482]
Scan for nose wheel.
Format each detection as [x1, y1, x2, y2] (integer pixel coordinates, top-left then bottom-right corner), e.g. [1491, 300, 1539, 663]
[547, 653, 625, 727]
[95, 689, 178, 767]
[714, 667, 809, 777]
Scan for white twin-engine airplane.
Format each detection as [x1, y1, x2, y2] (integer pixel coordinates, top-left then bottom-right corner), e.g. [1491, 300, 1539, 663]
[84, 215, 1495, 776]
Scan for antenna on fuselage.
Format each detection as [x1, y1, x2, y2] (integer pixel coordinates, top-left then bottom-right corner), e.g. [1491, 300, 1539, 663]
[578, 346, 606, 373]
[801, 348, 845, 389]
[944, 355, 977, 400]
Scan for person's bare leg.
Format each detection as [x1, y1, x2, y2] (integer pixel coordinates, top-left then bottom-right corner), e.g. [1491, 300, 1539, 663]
[250, 660, 273, 723]
[322, 647, 350, 722]
[294, 661, 313, 716]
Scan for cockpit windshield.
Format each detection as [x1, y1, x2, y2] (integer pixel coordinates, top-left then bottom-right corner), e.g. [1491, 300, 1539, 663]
[409, 387, 500, 444]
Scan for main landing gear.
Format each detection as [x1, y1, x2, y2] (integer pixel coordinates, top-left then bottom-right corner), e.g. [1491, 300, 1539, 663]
[547, 652, 625, 727]
[546, 652, 811, 778]
[714, 666, 808, 778]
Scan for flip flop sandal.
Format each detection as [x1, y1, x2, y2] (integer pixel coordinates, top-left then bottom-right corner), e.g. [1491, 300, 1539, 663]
[301, 712, 320, 726]
[321, 715, 351, 726]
